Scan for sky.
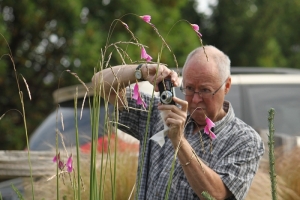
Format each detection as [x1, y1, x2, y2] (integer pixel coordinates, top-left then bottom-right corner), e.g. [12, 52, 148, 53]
[195, 0, 218, 16]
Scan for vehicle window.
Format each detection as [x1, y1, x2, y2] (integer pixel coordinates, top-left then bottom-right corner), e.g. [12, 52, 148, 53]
[247, 84, 300, 136]
[29, 105, 114, 150]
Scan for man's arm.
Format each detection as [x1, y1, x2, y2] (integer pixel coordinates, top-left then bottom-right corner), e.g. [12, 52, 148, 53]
[158, 97, 232, 199]
[91, 64, 179, 109]
[92, 65, 139, 109]
[177, 137, 232, 199]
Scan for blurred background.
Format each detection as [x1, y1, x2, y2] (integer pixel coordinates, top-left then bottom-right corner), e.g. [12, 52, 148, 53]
[1, 0, 300, 150]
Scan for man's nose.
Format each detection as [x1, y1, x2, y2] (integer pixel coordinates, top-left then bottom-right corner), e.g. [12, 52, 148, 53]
[192, 92, 203, 103]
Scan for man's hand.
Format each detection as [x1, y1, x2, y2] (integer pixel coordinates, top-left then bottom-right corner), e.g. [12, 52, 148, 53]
[157, 97, 188, 142]
[143, 64, 180, 92]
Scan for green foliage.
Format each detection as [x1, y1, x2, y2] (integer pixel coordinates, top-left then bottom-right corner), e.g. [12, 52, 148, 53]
[0, 0, 200, 149]
[2, 0, 300, 150]
[205, 0, 300, 68]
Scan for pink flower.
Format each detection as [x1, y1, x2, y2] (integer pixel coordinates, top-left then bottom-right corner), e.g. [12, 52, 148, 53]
[66, 154, 73, 173]
[52, 153, 59, 162]
[53, 152, 65, 170]
[204, 117, 216, 139]
[190, 23, 202, 37]
[141, 47, 152, 62]
[191, 24, 199, 31]
[133, 83, 147, 108]
[140, 15, 151, 23]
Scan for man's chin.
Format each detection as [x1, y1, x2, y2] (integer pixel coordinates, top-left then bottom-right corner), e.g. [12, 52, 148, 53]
[190, 114, 206, 124]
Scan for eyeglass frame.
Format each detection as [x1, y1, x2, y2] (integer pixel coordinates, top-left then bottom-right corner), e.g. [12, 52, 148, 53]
[180, 77, 228, 98]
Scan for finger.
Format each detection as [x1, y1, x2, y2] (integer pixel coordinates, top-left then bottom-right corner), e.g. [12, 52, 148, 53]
[173, 97, 188, 112]
[170, 70, 180, 87]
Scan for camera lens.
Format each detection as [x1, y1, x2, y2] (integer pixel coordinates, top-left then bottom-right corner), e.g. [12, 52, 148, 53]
[161, 91, 173, 104]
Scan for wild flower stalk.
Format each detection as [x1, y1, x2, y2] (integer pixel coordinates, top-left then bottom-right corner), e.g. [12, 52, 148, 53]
[135, 61, 161, 200]
[90, 74, 102, 199]
[74, 87, 82, 199]
[268, 108, 277, 200]
[0, 33, 34, 199]
[201, 191, 216, 200]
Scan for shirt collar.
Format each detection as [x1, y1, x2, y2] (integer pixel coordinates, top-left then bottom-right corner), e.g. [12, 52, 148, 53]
[185, 101, 235, 135]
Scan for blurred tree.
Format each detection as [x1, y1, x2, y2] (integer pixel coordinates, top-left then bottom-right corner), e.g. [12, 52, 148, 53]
[0, 0, 201, 149]
[0, 0, 83, 149]
[204, 0, 300, 67]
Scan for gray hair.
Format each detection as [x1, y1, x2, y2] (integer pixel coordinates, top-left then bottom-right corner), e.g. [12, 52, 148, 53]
[182, 45, 231, 83]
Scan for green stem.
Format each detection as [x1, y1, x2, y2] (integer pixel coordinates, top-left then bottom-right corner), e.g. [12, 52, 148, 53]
[74, 88, 81, 200]
[135, 59, 162, 199]
[268, 108, 277, 200]
[201, 191, 216, 200]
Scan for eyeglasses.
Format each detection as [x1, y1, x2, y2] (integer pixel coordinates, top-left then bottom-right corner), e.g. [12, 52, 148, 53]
[180, 78, 228, 98]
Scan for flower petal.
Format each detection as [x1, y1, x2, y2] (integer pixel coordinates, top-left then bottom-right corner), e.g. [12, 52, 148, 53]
[137, 95, 147, 108]
[132, 83, 139, 100]
[141, 47, 152, 61]
[58, 160, 65, 170]
[140, 15, 151, 23]
[146, 55, 152, 62]
[66, 155, 73, 173]
[132, 83, 147, 108]
[141, 47, 147, 59]
[53, 155, 57, 163]
[53, 152, 60, 162]
[191, 24, 199, 31]
[197, 31, 202, 37]
[205, 117, 215, 129]
[210, 131, 217, 139]
[204, 117, 216, 139]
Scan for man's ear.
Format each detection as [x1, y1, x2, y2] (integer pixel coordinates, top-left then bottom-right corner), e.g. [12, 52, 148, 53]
[225, 77, 231, 95]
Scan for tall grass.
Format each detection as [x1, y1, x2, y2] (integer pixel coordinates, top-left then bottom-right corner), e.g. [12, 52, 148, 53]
[23, 151, 138, 199]
[20, 145, 300, 200]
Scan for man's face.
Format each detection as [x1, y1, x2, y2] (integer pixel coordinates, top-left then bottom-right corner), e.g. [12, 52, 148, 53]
[183, 58, 229, 125]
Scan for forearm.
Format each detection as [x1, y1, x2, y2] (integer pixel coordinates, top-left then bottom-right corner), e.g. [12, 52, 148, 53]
[174, 138, 232, 199]
[92, 65, 137, 94]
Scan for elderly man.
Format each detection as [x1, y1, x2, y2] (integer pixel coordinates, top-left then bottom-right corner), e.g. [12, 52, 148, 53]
[92, 45, 264, 200]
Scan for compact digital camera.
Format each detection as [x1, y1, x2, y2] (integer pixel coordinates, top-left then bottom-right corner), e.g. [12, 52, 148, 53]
[158, 79, 175, 105]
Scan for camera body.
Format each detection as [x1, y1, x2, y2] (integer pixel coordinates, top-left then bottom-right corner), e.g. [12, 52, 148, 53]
[158, 79, 175, 105]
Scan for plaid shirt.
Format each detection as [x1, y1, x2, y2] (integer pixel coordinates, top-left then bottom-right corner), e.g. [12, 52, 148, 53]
[118, 89, 264, 200]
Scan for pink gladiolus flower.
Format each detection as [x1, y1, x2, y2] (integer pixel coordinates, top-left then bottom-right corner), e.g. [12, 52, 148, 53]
[141, 47, 152, 62]
[191, 24, 199, 31]
[140, 15, 151, 23]
[204, 117, 216, 139]
[133, 83, 147, 108]
[66, 155, 73, 173]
